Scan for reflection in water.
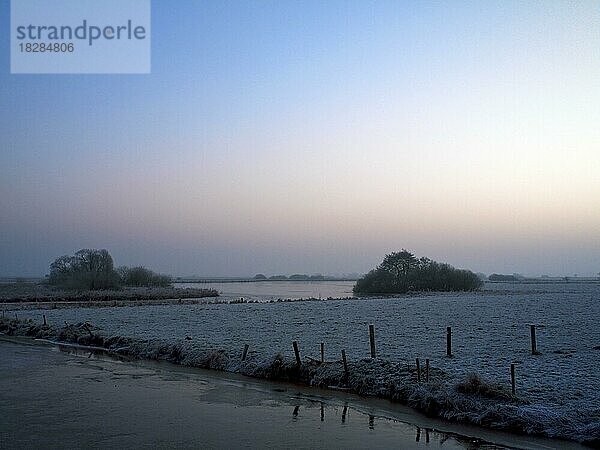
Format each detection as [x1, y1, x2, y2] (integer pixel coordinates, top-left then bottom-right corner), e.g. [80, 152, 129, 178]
[55, 343, 131, 363]
[55, 343, 503, 450]
[284, 400, 501, 449]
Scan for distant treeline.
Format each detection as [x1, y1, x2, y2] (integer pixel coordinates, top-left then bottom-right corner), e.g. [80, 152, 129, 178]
[488, 274, 519, 282]
[48, 249, 171, 290]
[253, 273, 326, 281]
[354, 250, 482, 294]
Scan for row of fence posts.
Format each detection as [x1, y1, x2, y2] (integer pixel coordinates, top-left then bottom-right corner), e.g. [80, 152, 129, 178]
[279, 323, 538, 394]
[445, 324, 538, 357]
[28, 314, 538, 395]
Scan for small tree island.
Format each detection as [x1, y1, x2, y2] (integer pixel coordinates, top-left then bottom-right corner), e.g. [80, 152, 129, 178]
[353, 250, 482, 294]
[0, 249, 219, 304]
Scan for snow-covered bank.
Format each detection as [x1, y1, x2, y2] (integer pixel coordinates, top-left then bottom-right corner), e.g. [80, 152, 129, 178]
[1, 317, 598, 446]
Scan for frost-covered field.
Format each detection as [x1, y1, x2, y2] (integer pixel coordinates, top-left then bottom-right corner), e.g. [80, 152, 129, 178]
[11, 282, 600, 442]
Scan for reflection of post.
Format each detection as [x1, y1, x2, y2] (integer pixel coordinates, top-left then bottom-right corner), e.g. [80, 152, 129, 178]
[416, 426, 421, 442]
[426, 429, 430, 443]
[342, 404, 348, 423]
[320, 403, 324, 421]
[368, 415, 374, 429]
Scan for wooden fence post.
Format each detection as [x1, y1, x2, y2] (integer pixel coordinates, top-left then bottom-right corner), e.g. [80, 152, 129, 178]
[320, 342, 324, 363]
[416, 358, 421, 382]
[369, 324, 376, 358]
[43, 314, 47, 326]
[446, 327, 452, 357]
[293, 341, 301, 366]
[341, 350, 349, 378]
[425, 358, 430, 382]
[511, 363, 516, 395]
[242, 343, 249, 361]
[530, 325, 538, 355]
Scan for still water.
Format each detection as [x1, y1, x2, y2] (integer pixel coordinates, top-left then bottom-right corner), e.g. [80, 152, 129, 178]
[178, 280, 356, 301]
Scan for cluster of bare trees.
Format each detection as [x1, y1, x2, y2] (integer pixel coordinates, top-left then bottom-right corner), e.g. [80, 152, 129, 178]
[49, 249, 120, 290]
[48, 249, 170, 290]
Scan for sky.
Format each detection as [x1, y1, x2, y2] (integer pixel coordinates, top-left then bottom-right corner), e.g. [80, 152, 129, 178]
[1, 0, 599, 277]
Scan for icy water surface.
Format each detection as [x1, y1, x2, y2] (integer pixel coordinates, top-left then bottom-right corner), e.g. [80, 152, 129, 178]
[177, 280, 355, 301]
[4, 339, 534, 450]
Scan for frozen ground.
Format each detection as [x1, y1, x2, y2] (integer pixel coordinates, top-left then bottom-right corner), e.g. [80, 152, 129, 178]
[4, 282, 600, 444]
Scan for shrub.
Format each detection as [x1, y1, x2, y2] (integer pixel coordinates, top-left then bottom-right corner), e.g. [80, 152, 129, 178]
[117, 266, 171, 287]
[456, 373, 514, 401]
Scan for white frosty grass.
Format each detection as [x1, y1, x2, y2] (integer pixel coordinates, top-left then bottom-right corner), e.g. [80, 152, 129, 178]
[4, 282, 600, 444]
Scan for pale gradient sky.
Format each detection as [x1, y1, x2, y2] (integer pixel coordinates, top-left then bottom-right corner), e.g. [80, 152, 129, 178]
[1, 0, 599, 277]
